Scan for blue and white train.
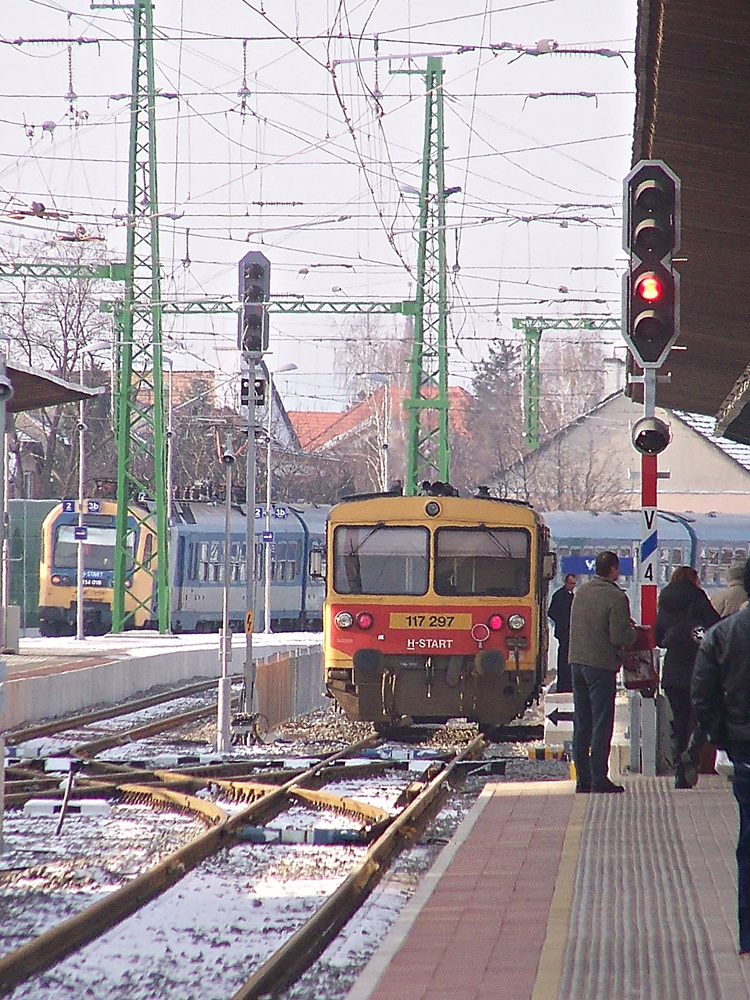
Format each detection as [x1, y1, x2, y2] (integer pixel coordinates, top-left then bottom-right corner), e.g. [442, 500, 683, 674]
[544, 509, 750, 616]
[39, 499, 328, 636]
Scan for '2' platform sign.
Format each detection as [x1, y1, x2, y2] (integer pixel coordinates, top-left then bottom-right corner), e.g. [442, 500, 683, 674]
[640, 507, 657, 584]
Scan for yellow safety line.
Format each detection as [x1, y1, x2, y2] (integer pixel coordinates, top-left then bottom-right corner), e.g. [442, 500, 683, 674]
[531, 792, 588, 1000]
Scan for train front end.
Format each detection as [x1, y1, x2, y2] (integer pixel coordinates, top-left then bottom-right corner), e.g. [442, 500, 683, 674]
[323, 493, 555, 732]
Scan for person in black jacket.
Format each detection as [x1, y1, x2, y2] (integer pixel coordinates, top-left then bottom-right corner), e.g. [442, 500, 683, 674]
[548, 573, 576, 692]
[655, 565, 720, 788]
[693, 557, 750, 954]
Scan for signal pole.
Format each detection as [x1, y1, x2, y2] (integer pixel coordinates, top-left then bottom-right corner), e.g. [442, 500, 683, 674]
[622, 159, 681, 629]
[238, 251, 271, 715]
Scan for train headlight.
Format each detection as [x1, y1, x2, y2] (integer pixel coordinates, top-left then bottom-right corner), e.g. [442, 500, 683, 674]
[425, 501, 441, 517]
[51, 574, 61, 585]
[488, 613, 504, 631]
[508, 614, 526, 631]
[334, 611, 354, 630]
[124, 577, 133, 589]
[356, 611, 374, 630]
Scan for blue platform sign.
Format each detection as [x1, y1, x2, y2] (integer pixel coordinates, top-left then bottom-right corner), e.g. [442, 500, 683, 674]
[62, 499, 76, 513]
[561, 555, 634, 578]
[86, 499, 101, 514]
[262, 531, 274, 543]
[74, 526, 88, 541]
[272, 506, 287, 519]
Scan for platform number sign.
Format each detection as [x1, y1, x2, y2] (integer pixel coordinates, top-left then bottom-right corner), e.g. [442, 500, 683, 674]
[640, 507, 658, 584]
[86, 500, 101, 514]
[62, 499, 76, 513]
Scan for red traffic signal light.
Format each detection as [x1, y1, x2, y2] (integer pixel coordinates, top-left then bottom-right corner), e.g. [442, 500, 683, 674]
[635, 273, 663, 303]
[622, 161, 681, 369]
[625, 260, 678, 367]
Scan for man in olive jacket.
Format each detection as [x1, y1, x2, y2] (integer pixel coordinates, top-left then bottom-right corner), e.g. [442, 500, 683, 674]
[569, 550, 637, 794]
[692, 556, 750, 954]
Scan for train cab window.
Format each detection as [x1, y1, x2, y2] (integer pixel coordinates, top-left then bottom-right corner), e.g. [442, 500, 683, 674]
[435, 527, 530, 597]
[53, 522, 129, 571]
[143, 533, 154, 568]
[333, 525, 429, 596]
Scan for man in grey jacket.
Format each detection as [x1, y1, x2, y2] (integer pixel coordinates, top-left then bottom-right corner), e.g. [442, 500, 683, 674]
[569, 550, 637, 793]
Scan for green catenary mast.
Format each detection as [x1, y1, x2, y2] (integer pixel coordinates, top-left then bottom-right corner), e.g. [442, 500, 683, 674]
[404, 57, 451, 494]
[101, 0, 169, 631]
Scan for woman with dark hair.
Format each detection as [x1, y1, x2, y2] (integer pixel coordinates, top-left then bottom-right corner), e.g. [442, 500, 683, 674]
[655, 565, 720, 788]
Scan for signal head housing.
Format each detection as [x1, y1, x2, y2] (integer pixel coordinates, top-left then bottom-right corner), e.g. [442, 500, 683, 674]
[632, 415, 671, 455]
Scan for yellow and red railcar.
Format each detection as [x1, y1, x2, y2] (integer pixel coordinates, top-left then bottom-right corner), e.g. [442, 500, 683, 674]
[323, 490, 556, 734]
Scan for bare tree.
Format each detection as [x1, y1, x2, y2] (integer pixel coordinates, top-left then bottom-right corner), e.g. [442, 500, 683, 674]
[502, 433, 629, 511]
[0, 243, 117, 497]
[539, 332, 606, 435]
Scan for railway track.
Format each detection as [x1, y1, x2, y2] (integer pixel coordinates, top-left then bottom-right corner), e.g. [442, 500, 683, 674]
[0, 728, 488, 999]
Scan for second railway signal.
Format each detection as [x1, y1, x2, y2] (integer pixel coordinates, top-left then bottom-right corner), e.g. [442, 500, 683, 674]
[622, 160, 681, 369]
[238, 250, 271, 355]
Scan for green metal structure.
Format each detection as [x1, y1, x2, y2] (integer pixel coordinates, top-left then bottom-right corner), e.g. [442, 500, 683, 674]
[402, 57, 451, 494]
[512, 317, 621, 449]
[100, 0, 169, 632]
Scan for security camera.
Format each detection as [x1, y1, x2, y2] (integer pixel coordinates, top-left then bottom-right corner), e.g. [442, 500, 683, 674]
[632, 415, 670, 455]
[221, 451, 236, 466]
[0, 377, 14, 402]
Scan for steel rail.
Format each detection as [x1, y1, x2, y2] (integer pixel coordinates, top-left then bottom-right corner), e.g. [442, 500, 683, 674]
[71, 699, 233, 758]
[230, 733, 485, 1000]
[5, 677, 231, 746]
[0, 735, 379, 996]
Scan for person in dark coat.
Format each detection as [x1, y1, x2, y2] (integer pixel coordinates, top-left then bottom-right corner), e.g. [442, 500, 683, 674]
[692, 557, 750, 953]
[655, 565, 720, 788]
[548, 573, 576, 693]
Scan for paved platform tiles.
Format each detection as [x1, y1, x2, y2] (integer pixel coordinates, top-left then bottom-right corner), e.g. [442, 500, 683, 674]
[347, 775, 750, 1000]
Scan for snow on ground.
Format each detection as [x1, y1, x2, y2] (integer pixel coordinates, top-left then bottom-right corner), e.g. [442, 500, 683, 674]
[2, 701, 569, 999]
[18, 630, 323, 662]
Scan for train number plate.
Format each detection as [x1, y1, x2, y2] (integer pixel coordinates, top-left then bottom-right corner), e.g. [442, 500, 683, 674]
[389, 613, 472, 630]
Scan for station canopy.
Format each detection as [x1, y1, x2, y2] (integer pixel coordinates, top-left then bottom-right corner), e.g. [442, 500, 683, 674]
[6, 362, 101, 413]
[633, 0, 750, 442]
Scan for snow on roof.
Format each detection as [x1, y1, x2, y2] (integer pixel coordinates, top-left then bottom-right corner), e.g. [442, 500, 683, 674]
[673, 410, 750, 474]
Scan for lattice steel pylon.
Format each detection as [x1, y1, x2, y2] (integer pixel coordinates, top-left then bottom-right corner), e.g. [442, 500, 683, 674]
[105, 0, 169, 632]
[404, 57, 450, 494]
[512, 316, 621, 450]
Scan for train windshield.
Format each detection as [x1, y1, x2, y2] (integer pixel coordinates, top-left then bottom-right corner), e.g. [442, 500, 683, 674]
[53, 523, 134, 571]
[333, 525, 429, 595]
[434, 527, 530, 597]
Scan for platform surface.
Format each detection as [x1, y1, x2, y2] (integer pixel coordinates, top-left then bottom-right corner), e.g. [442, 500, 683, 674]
[347, 774, 748, 1000]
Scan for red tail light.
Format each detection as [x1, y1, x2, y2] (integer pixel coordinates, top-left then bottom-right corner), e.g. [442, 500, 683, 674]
[356, 611, 374, 630]
[488, 613, 504, 631]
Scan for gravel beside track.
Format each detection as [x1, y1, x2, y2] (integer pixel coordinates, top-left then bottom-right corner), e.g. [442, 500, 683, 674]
[1, 701, 568, 999]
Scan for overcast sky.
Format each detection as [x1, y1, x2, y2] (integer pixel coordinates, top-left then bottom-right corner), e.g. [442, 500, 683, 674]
[0, 1, 636, 411]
